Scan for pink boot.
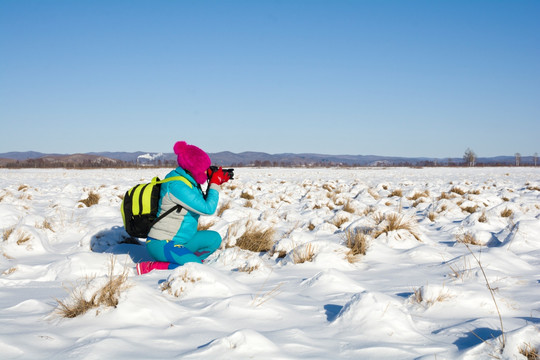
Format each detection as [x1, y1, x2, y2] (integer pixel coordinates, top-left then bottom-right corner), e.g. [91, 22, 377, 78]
[136, 261, 170, 275]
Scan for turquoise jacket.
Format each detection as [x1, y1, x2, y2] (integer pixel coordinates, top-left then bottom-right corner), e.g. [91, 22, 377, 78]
[147, 167, 220, 243]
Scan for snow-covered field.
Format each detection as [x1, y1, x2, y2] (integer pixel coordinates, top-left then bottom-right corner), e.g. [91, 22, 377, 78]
[1, 167, 539, 359]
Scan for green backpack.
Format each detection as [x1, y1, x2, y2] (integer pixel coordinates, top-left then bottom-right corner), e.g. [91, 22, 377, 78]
[121, 176, 191, 238]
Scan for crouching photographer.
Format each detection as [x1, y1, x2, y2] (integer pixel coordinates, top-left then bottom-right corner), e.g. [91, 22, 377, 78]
[137, 141, 232, 275]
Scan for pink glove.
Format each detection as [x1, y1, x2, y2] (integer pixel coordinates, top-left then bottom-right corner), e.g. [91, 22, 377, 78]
[210, 167, 230, 185]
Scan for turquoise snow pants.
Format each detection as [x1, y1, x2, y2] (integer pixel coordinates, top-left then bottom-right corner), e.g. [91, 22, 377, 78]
[146, 230, 222, 269]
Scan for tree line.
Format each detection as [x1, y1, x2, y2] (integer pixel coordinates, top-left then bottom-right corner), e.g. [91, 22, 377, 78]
[1, 150, 538, 168]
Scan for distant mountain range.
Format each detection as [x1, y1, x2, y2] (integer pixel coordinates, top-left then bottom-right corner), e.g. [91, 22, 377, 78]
[0, 151, 536, 167]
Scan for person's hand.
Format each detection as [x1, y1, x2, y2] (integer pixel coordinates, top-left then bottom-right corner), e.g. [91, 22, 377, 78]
[209, 167, 230, 185]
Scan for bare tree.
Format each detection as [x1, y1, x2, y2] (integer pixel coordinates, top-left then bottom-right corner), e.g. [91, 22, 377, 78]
[463, 148, 476, 167]
[534, 152, 538, 166]
[515, 153, 521, 166]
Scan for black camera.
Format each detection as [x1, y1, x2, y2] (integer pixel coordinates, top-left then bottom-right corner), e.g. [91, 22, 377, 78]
[209, 165, 234, 180]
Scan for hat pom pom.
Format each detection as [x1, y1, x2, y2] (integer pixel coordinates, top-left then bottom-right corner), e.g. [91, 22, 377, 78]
[173, 141, 187, 155]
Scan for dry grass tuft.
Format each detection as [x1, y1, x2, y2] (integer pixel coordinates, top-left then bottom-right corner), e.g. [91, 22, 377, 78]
[55, 258, 129, 318]
[79, 191, 100, 207]
[244, 200, 254, 208]
[2, 227, 14, 241]
[519, 343, 539, 360]
[342, 200, 356, 214]
[292, 243, 315, 264]
[331, 216, 349, 228]
[18, 184, 29, 191]
[217, 201, 231, 216]
[389, 189, 403, 198]
[408, 190, 430, 201]
[500, 208, 513, 218]
[198, 220, 217, 231]
[478, 211, 488, 223]
[448, 257, 472, 281]
[450, 186, 466, 195]
[461, 205, 478, 214]
[38, 219, 55, 232]
[240, 191, 254, 200]
[236, 222, 275, 252]
[527, 185, 540, 192]
[438, 192, 455, 200]
[160, 270, 201, 297]
[368, 188, 380, 200]
[456, 231, 481, 246]
[16, 231, 31, 245]
[237, 263, 260, 274]
[343, 228, 368, 262]
[322, 183, 335, 192]
[427, 211, 437, 222]
[373, 213, 420, 241]
[2, 267, 17, 275]
[411, 286, 452, 306]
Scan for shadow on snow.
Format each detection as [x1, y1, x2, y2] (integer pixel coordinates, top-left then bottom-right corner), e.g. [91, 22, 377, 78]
[89, 226, 152, 263]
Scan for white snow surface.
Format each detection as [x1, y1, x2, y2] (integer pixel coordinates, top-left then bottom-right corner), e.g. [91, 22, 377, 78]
[1, 167, 539, 359]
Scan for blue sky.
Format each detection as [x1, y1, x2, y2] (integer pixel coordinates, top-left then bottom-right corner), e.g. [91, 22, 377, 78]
[1, 0, 538, 158]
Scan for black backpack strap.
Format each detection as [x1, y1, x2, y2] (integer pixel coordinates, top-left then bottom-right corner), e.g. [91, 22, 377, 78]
[151, 204, 182, 227]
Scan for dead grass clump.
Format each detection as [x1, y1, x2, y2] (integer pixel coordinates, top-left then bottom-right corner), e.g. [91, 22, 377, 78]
[448, 257, 472, 281]
[217, 201, 232, 216]
[456, 231, 481, 246]
[368, 188, 380, 200]
[16, 231, 31, 245]
[373, 213, 420, 241]
[240, 191, 254, 200]
[408, 190, 430, 201]
[236, 222, 275, 252]
[55, 258, 130, 318]
[2, 227, 14, 241]
[412, 198, 426, 207]
[160, 270, 201, 297]
[468, 189, 481, 195]
[198, 220, 217, 231]
[501, 208, 513, 218]
[372, 212, 386, 225]
[411, 286, 452, 306]
[389, 189, 403, 198]
[527, 185, 540, 192]
[331, 216, 349, 228]
[322, 183, 335, 192]
[519, 343, 539, 360]
[461, 205, 478, 214]
[292, 243, 315, 264]
[245, 200, 253, 208]
[343, 228, 368, 262]
[450, 187, 466, 195]
[342, 200, 356, 214]
[79, 191, 100, 207]
[38, 219, 55, 232]
[18, 184, 28, 191]
[427, 211, 436, 222]
[2, 267, 17, 275]
[478, 211, 488, 223]
[438, 192, 455, 200]
[237, 263, 260, 274]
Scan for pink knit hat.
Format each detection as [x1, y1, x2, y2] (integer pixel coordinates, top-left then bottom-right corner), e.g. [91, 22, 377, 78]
[173, 141, 211, 184]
